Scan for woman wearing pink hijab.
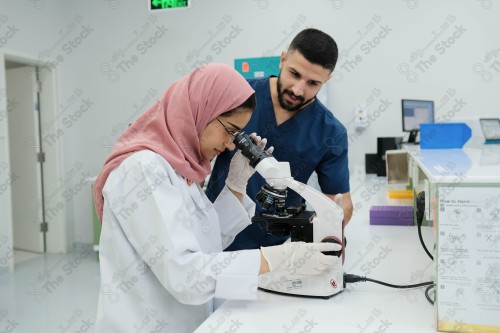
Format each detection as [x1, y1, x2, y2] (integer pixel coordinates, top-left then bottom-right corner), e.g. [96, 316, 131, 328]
[93, 63, 339, 332]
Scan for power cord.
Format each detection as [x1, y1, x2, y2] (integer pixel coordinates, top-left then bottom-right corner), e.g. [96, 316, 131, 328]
[415, 191, 435, 304]
[416, 191, 433, 260]
[344, 192, 436, 303]
[342, 192, 436, 303]
[343, 274, 433, 289]
[425, 284, 434, 305]
[417, 191, 435, 305]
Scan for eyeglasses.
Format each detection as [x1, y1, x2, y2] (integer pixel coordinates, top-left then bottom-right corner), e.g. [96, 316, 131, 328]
[215, 117, 240, 138]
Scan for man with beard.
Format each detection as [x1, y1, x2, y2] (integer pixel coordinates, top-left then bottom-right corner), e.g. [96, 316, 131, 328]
[206, 28, 352, 250]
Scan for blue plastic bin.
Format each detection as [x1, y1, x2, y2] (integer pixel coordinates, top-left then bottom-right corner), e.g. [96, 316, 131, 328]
[420, 123, 471, 149]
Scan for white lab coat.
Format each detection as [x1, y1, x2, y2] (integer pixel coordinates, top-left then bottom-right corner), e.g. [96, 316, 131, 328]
[95, 150, 260, 333]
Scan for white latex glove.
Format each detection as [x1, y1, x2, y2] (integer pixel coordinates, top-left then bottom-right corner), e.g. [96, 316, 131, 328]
[225, 133, 274, 194]
[261, 241, 342, 275]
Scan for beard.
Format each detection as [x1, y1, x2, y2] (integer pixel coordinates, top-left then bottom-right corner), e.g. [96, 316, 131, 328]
[276, 73, 316, 112]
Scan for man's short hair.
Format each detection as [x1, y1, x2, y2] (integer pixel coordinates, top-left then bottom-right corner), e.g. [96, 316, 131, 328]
[288, 28, 339, 72]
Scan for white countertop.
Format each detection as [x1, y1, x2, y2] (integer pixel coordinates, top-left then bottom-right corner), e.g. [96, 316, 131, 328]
[403, 145, 500, 183]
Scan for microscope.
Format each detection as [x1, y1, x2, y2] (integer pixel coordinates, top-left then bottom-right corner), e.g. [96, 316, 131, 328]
[233, 132, 345, 298]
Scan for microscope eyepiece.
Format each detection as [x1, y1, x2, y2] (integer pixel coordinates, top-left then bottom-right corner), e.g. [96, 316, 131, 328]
[233, 132, 272, 168]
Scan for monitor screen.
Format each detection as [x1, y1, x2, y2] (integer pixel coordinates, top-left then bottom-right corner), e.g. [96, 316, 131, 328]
[402, 99, 434, 132]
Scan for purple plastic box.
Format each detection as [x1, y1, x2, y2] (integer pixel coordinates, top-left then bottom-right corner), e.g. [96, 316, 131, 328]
[370, 205, 414, 226]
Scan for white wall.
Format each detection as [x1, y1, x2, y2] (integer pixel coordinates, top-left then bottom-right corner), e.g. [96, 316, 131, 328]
[1, 0, 499, 247]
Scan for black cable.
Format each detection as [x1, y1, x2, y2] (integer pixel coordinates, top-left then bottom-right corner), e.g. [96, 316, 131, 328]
[343, 192, 436, 303]
[344, 274, 433, 289]
[344, 274, 436, 305]
[425, 284, 435, 305]
[416, 191, 433, 260]
[415, 191, 435, 304]
[343, 192, 436, 301]
[418, 223, 434, 260]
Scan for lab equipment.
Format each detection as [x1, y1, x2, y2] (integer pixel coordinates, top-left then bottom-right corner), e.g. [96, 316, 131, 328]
[401, 99, 435, 144]
[407, 146, 500, 332]
[365, 137, 402, 177]
[479, 118, 500, 144]
[420, 122, 471, 149]
[387, 189, 413, 199]
[233, 132, 345, 298]
[369, 205, 414, 226]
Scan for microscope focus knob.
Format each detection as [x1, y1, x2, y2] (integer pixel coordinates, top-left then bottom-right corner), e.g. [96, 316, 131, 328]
[320, 237, 343, 257]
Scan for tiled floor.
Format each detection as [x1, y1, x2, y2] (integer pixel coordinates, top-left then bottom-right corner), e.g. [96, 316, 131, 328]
[0, 245, 100, 333]
[13, 250, 43, 265]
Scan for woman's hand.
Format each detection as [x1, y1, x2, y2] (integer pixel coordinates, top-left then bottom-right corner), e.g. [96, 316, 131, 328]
[225, 133, 273, 194]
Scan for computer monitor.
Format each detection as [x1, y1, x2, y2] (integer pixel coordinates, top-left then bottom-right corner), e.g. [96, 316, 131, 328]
[401, 99, 434, 143]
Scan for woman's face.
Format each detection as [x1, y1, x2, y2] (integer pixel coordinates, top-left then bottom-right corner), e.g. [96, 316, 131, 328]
[199, 108, 252, 161]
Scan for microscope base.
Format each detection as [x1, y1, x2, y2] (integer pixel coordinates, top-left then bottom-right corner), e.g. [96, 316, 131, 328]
[258, 267, 344, 298]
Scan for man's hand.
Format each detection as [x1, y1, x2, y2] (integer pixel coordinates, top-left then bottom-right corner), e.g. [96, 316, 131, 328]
[325, 192, 353, 227]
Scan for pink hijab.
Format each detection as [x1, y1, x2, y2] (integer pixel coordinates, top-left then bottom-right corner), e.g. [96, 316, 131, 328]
[93, 63, 254, 221]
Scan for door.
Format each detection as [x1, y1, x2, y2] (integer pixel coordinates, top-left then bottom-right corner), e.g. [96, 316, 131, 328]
[6, 67, 44, 252]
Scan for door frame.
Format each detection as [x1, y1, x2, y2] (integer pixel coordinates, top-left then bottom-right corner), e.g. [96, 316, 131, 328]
[1, 50, 68, 272]
[5, 66, 45, 253]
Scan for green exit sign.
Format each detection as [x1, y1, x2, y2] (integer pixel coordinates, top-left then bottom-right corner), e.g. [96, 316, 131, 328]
[150, 0, 191, 11]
